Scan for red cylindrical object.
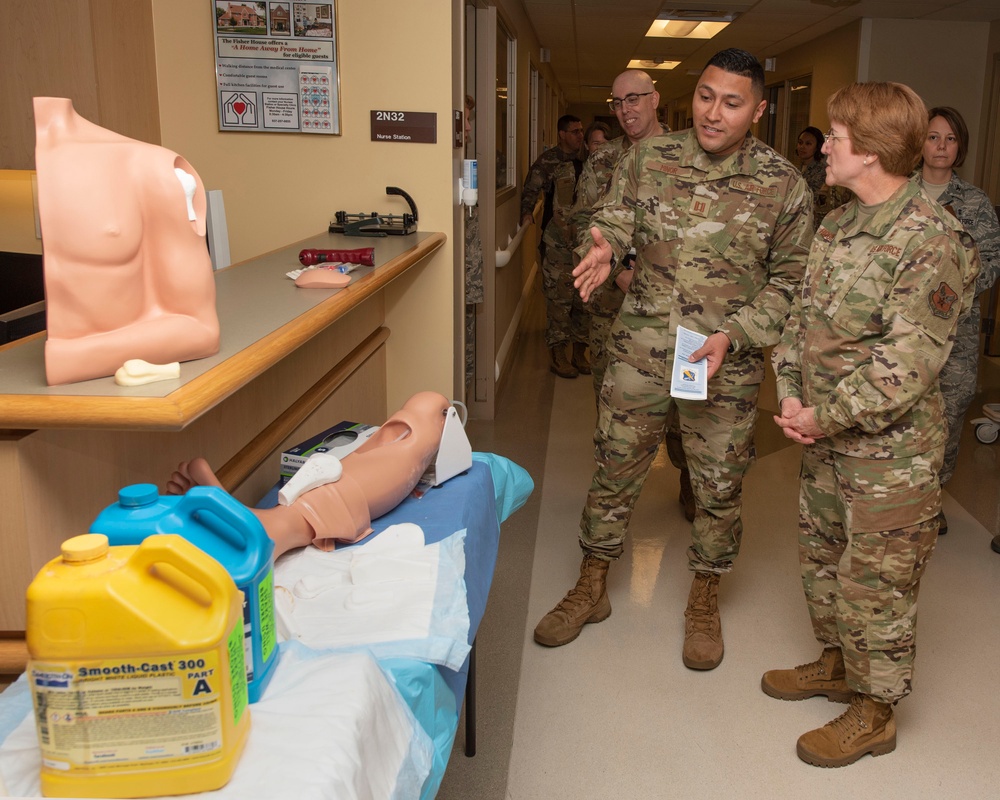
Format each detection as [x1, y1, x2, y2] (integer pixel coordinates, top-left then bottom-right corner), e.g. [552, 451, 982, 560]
[298, 248, 375, 267]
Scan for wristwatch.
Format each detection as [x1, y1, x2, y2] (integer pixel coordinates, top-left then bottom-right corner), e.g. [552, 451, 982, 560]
[716, 330, 735, 354]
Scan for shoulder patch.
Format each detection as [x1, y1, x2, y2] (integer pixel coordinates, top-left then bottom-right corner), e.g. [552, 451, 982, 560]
[928, 281, 959, 319]
[730, 178, 778, 197]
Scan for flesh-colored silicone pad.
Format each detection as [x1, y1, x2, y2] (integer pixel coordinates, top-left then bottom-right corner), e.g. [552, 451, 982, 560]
[295, 270, 352, 288]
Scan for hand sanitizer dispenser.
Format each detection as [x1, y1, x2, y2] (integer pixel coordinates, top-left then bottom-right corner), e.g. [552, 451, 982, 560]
[460, 159, 478, 211]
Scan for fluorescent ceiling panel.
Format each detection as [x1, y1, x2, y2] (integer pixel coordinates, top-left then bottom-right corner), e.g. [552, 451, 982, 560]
[645, 20, 731, 38]
[627, 58, 681, 69]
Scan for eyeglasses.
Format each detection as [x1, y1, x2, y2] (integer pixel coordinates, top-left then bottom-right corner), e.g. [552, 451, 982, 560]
[608, 91, 653, 112]
[825, 129, 851, 142]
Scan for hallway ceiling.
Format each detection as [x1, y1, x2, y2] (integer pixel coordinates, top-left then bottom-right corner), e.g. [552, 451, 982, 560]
[520, 0, 1000, 106]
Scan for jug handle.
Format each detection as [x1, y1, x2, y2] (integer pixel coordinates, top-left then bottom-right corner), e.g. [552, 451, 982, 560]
[188, 486, 273, 558]
[130, 534, 234, 610]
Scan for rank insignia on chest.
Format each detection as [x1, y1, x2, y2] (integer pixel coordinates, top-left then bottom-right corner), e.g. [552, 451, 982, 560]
[690, 196, 712, 218]
[928, 281, 958, 319]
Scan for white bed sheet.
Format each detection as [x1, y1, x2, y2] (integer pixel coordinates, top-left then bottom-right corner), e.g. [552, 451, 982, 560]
[0, 643, 433, 800]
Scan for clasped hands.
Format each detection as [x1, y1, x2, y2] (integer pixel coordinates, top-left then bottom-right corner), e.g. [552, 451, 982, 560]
[571, 226, 730, 380]
[774, 397, 825, 444]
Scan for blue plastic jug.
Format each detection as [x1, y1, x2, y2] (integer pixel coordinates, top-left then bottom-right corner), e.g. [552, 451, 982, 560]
[90, 484, 278, 703]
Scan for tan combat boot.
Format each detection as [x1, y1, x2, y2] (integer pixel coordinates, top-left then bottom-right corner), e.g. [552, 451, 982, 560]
[682, 571, 723, 669]
[549, 345, 578, 379]
[678, 467, 696, 522]
[571, 342, 591, 375]
[797, 694, 896, 767]
[534, 553, 611, 646]
[761, 646, 853, 703]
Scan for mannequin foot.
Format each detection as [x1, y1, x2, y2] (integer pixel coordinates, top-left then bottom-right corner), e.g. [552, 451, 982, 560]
[165, 456, 341, 558]
[166, 457, 224, 495]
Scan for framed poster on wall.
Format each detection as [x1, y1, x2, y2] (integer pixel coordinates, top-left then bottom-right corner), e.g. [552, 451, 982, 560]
[212, 1, 341, 135]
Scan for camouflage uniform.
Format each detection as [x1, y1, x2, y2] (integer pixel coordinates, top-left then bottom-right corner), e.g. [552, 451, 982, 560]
[570, 126, 670, 395]
[919, 172, 1000, 485]
[577, 129, 813, 572]
[802, 158, 852, 231]
[521, 147, 587, 348]
[464, 204, 484, 387]
[772, 180, 980, 702]
[569, 126, 688, 470]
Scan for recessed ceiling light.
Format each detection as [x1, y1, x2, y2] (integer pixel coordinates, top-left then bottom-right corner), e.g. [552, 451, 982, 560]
[627, 58, 681, 70]
[646, 10, 739, 39]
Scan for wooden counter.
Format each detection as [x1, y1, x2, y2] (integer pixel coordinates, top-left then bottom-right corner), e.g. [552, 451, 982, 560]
[0, 231, 445, 429]
[0, 230, 445, 630]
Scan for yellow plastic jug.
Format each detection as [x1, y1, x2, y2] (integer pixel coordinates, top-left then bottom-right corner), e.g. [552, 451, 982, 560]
[26, 533, 251, 798]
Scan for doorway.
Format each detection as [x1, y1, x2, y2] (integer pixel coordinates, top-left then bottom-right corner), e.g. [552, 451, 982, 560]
[763, 74, 812, 161]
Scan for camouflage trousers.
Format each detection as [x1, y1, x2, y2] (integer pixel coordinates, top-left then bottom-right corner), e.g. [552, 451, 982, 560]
[798, 444, 942, 702]
[588, 312, 616, 398]
[938, 308, 981, 486]
[588, 311, 687, 471]
[541, 248, 589, 348]
[579, 356, 757, 571]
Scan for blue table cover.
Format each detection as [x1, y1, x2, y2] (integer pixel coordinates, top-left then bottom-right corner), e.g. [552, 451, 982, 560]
[259, 452, 532, 798]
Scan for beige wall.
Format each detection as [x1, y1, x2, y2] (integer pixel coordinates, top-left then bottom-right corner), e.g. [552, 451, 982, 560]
[768, 22, 861, 132]
[150, 0, 457, 409]
[861, 18, 990, 183]
[978, 21, 1000, 200]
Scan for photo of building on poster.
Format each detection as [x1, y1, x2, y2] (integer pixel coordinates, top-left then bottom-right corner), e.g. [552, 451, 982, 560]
[213, 1, 341, 134]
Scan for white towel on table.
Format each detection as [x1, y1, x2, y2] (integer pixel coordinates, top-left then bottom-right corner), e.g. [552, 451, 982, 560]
[273, 523, 470, 671]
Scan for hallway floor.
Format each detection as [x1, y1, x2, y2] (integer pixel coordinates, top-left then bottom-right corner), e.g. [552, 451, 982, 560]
[439, 297, 1000, 799]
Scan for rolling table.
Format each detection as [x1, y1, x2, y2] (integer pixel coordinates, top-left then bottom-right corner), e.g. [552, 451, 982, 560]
[258, 452, 531, 798]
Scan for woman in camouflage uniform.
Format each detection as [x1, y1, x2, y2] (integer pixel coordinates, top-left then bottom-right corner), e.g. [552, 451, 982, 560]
[917, 106, 1000, 534]
[763, 83, 980, 768]
[797, 125, 852, 231]
[796, 125, 827, 195]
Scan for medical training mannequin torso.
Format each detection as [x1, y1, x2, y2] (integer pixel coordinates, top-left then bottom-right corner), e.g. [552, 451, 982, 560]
[34, 97, 220, 385]
[168, 391, 452, 557]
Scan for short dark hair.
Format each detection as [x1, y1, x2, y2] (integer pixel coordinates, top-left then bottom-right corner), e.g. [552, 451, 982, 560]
[704, 48, 765, 98]
[927, 106, 969, 168]
[800, 126, 825, 150]
[557, 114, 582, 132]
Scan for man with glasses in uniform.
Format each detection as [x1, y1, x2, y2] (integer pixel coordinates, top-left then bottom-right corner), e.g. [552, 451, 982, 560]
[521, 115, 588, 378]
[534, 50, 813, 673]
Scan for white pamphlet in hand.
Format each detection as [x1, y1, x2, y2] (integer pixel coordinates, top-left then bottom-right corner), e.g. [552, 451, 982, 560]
[670, 326, 708, 400]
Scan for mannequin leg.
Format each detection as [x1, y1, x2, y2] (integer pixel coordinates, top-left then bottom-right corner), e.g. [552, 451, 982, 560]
[166, 392, 451, 557]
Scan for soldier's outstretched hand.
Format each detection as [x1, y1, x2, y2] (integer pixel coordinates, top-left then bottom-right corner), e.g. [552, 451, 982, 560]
[572, 227, 613, 303]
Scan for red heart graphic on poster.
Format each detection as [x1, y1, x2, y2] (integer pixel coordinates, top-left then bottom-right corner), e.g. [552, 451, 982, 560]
[234, 102, 247, 115]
